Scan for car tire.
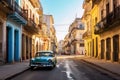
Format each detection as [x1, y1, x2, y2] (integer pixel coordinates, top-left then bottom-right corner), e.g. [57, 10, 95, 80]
[51, 63, 56, 69]
[30, 66, 34, 70]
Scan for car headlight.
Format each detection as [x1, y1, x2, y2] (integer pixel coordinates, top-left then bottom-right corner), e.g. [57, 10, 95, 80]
[30, 59, 35, 63]
[48, 59, 53, 63]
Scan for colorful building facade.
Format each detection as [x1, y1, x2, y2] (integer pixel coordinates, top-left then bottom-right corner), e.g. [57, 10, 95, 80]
[69, 18, 85, 55]
[0, 0, 9, 64]
[83, 0, 120, 62]
[42, 15, 57, 53]
[95, 0, 120, 62]
[63, 18, 85, 55]
[82, 0, 101, 58]
[21, 0, 43, 60]
[0, 0, 27, 63]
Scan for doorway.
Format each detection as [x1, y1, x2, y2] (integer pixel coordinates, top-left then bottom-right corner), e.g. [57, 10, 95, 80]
[101, 40, 105, 59]
[113, 35, 119, 61]
[14, 30, 19, 61]
[106, 38, 111, 60]
[6, 27, 12, 63]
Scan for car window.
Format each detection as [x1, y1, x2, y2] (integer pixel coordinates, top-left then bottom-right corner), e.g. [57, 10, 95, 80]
[35, 52, 55, 57]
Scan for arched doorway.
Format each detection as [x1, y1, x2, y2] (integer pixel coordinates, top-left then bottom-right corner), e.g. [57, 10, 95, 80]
[113, 35, 119, 62]
[6, 27, 13, 63]
[101, 40, 105, 59]
[92, 39, 94, 57]
[96, 37, 98, 58]
[106, 38, 111, 60]
[14, 30, 19, 61]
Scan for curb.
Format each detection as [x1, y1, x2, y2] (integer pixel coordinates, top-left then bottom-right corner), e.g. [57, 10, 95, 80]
[5, 67, 30, 80]
[81, 59, 120, 79]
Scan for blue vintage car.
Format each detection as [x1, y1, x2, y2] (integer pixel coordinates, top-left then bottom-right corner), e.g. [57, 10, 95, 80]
[29, 51, 57, 69]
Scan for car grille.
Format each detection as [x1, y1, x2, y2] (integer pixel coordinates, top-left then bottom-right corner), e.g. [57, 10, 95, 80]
[33, 62, 51, 65]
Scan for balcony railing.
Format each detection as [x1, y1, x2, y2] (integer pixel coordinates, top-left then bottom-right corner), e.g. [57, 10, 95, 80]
[1, 0, 28, 19]
[28, 18, 36, 27]
[69, 27, 79, 34]
[24, 18, 40, 34]
[94, 18, 106, 34]
[95, 5, 120, 34]
[83, 30, 92, 39]
[106, 5, 120, 26]
[92, 0, 101, 7]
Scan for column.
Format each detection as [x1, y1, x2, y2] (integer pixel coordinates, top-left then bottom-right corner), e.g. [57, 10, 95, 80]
[110, 0, 113, 12]
[28, 37, 30, 59]
[104, 39, 107, 60]
[118, 35, 120, 63]
[110, 37, 113, 62]
[76, 42, 80, 55]
[0, 22, 4, 62]
[0, 23, 3, 59]
[8, 27, 14, 63]
[88, 42, 89, 56]
[22, 34, 26, 60]
[14, 30, 20, 61]
[30, 38, 32, 58]
[48, 39, 51, 50]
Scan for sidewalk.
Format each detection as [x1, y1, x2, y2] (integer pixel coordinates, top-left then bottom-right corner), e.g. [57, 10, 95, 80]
[80, 56, 120, 79]
[0, 60, 29, 80]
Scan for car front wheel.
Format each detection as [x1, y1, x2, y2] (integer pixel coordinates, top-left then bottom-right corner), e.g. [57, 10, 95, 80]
[30, 66, 34, 70]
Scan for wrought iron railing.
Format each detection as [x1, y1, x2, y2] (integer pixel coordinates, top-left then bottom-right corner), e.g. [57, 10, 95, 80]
[83, 30, 92, 38]
[28, 18, 36, 27]
[1, 0, 28, 20]
[106, 5, 120, 26]
[95, 5, 120, 34]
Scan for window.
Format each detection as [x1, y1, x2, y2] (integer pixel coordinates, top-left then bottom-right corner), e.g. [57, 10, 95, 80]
[95, 17, 97, 24]
[101, 9, 104, 20]
[106, 3, 110, 15]
[15, 0, 19, 4]
[30, 10, 32, 19]
[78, 24, 84, 30]
[80, 43, 84, 47]
[113, 0, 117, 11]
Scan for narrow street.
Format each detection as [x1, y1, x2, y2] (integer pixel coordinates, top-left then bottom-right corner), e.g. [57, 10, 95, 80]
[11, 56, 115, 80]
[0, 0, 120, 80]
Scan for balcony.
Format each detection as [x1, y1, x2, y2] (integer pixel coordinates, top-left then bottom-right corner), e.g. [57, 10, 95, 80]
[94, 18, 106, 34]
[71, 39, 77, 44]
[63, 41, 70, 48]
[24, 18, 40, 34]
[0, 0, 12, 14]
[1, 0, 27, 25]
[29, 0, 40, 8]
[83, 30, 92, 39]
[95, 5, 120, 34]
[69, 27, 79, 34]
[92, 0, 101, 7]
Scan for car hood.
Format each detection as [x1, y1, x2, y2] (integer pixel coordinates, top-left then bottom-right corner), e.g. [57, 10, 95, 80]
[33, 56, 53, 62]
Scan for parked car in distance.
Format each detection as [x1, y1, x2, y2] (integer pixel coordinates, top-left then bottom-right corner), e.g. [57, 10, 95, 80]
[29, 51, 57, 69]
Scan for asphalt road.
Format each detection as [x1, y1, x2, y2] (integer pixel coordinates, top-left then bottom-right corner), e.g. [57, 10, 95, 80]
[11, 57, 116, 80]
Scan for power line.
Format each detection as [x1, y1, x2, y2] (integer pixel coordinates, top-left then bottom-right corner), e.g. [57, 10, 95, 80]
[53, 24, 71, 26]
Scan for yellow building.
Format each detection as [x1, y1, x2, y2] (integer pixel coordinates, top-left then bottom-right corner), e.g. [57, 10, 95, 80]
[82, 0, 92, 57]
[42, 15, 57, 53]
[21, 0, 43, 59]
[83, 0, 120, 62]
[82, 0, 101, 58]
[95, 0, 120, 62]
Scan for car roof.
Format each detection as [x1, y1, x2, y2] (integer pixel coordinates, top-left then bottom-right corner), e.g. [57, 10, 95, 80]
[37, 50, 53, 53]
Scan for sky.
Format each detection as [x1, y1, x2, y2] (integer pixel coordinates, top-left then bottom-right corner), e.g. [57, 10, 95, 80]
[40, 0, 84, 41]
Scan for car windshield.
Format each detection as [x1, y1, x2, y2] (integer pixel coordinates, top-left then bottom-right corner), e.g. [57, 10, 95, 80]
[35, 52, 55, 57]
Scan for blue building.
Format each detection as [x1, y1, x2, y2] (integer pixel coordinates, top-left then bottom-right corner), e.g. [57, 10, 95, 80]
[5, 0, 27, 63]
